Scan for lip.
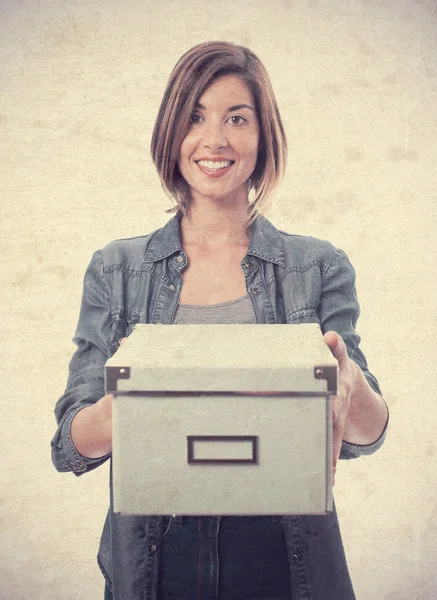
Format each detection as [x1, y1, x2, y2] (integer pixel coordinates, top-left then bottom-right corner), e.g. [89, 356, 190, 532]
[195, 160, 234, 178]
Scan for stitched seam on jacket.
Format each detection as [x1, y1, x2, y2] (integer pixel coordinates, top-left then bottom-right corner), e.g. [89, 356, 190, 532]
[103, 264, 152, 276]
[323, 248, 344, 278]
[268, 261, 325, 284]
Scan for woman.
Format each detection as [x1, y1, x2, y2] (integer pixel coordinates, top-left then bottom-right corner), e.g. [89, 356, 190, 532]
[51, 41, 389, 600]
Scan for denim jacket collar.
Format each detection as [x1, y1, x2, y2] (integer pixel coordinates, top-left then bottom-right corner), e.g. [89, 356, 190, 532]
[143, 211, 286, 267]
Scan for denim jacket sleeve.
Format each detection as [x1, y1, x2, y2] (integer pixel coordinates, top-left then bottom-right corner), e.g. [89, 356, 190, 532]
[318, 247, 389, 460]
[51, 250, 115, 477]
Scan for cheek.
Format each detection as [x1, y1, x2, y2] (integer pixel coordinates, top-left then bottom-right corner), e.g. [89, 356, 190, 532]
[243, 131, 260, 154]
[179, 133, 198, 159]
[243, 137, 260, 166]
[178, 141, 188, 163]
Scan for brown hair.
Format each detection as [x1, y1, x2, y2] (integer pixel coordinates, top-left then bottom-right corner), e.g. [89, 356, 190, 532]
[150, 41, 287, 226]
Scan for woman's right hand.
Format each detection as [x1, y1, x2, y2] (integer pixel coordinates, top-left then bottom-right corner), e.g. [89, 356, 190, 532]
[70, 337, 127, 459]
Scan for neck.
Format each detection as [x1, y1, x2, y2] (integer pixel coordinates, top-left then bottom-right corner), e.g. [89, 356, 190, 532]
[180, 196, 253, 249]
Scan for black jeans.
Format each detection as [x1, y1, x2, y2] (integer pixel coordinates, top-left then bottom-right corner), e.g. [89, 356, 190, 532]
[104, 516, 292, 600]
[158, 515, 291, 599]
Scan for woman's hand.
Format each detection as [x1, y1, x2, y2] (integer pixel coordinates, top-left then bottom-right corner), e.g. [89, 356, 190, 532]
[70, 337, 128, 459]
[323, 330, 360, 487]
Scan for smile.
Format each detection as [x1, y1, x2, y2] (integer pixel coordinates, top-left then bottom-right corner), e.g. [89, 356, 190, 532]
[196, 160, 233, 169]
[195, 160, 235, 178]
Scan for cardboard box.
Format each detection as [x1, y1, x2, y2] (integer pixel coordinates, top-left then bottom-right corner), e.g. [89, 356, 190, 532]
[105, 323, 337, 516]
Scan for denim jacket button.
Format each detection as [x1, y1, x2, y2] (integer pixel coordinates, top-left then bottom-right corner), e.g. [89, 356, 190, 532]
[150, 544, 157, 552]
[176, 256, 183, 263]
[252, 287, 260, 294]
[291, 554, 299, 563]
[168, 284, 175, 291]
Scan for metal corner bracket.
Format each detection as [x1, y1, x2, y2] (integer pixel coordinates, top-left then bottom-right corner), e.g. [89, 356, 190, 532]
[313, 365, 337, 393]
[106, 366, 131, 393]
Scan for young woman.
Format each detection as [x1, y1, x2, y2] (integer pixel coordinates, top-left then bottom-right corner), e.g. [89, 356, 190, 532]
[51, 41, 389, 600]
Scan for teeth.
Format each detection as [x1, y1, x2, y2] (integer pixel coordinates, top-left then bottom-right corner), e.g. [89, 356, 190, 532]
[197, 160, 232, 169]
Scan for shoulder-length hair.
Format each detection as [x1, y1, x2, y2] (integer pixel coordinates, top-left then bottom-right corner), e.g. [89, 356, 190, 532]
[150, 41, 287, 226]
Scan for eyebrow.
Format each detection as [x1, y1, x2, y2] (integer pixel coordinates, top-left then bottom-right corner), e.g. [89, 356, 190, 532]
[194, 102, 254, 112]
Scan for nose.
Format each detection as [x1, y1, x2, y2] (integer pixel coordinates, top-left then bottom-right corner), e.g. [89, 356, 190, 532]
[201, 121, 228, 149]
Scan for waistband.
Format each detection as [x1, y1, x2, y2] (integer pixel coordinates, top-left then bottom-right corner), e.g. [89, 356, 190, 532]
[170, 515, 283, 526]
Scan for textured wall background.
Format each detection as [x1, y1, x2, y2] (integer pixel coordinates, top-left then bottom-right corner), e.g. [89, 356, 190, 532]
[1, 0, 436, 598]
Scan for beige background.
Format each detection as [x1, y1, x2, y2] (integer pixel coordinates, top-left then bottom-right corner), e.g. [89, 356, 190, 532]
[1, 0, 436, 598]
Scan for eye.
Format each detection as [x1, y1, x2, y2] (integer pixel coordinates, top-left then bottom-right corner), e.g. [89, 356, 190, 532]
[228, 115, 247, 125]
[189, 113, 203, 125]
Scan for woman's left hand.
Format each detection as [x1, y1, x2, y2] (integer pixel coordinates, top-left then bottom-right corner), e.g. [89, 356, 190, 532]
[323, 330, 360, 487]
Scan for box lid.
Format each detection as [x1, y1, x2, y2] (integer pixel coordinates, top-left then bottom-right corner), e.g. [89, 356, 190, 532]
[105, 323, 338, 394]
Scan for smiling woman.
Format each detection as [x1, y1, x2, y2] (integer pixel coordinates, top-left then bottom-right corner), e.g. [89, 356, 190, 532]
[51, 40, 389, 600]
[150, 40, 287, 226]
[178, 75, 260, 206]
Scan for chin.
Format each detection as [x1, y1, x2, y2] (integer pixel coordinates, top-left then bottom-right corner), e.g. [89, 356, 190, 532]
[191, 182, 250, 203]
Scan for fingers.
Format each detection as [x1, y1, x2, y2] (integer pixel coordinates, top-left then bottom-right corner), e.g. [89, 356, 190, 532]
[324, 330, 353, 420]
[323, 330, 347, 364]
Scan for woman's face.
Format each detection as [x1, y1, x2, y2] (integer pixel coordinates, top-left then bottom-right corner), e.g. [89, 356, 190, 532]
[177, 74, 261, 206]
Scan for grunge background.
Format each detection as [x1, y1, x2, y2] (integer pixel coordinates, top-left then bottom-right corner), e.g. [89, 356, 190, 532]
[1, 0, 436, 598]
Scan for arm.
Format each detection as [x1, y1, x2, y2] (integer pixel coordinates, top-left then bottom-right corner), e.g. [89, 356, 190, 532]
[51, 250, 117, 476]
[318, 248, 389, 462]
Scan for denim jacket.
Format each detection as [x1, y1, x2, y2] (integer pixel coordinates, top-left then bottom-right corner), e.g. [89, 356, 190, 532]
[51, 212, 388, 600]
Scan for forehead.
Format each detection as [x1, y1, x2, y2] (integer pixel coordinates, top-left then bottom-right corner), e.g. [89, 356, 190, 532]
[197, 74, 254, 106]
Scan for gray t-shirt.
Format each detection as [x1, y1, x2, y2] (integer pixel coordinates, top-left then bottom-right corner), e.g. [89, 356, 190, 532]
[173, 293, 256, 324]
